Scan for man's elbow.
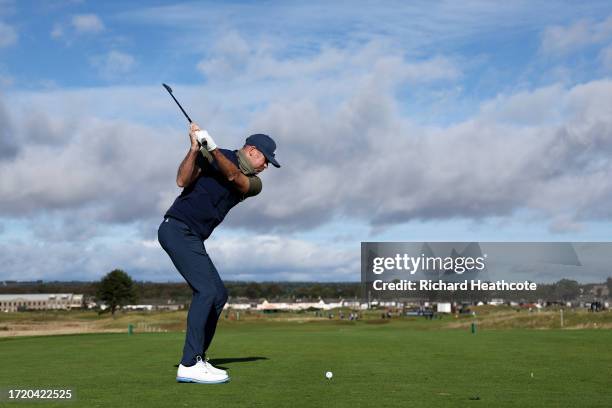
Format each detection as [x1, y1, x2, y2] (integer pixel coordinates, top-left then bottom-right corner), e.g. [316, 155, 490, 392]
[236, 179, 250, 194]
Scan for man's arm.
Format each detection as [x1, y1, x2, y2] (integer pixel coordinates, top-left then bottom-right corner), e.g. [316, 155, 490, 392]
[176, 123, 203, 188]
[176, 147, 202, 188]
[211, 149, 250, 194]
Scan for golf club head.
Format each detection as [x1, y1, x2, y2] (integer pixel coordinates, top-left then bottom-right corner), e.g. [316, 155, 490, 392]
[162, 83, 173, 94]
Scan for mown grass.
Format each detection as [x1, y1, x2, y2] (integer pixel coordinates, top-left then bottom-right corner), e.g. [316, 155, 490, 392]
[0, 321, 611, 408]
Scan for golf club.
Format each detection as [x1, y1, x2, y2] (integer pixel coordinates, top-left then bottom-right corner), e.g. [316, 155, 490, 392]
[163, 83, 207, 148]
[162, 83, 193, 123]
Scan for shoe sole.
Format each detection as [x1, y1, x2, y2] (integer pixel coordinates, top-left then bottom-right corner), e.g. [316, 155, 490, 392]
[176, 376, 230, 384]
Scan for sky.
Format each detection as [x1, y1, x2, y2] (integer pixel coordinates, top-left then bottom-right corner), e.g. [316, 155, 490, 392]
[1, 0, 612, 283]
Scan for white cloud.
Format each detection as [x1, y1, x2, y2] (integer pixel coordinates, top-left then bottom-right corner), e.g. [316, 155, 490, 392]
[121, 2, 612, 59]
[226, 77, 612, 233]
[197, 33, 460, 85]
[51, 13, 105, 43]
[2, 32, 612, 280]
[0, 100, 178, 222]
[540, 14, 612, 55]
[71, 13, 104, 34]
[479, 85, 566, 125]
[3, 45, 612, 237]
[0, 238, 170, 281]
[207, 234, 357, 281]
[90, 50, 136, 79]
[0, 21, 17, 47]
[0, 232, 357, 282]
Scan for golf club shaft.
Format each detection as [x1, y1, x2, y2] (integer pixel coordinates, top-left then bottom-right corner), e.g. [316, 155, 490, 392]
[162, 84, 192, 123]
[162, 83, 208, 148]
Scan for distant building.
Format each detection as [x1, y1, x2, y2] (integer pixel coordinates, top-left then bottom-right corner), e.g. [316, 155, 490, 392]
[0, 294, 84, 312]
[231, 298, 370, 312]
[341, 300, 361, 308]
[154, 304, 185, 311]
[122, 304, 185, 311]
[437, 302, 452, 313]
[123, 304, 154, 311]
[225, 302, 252, 310]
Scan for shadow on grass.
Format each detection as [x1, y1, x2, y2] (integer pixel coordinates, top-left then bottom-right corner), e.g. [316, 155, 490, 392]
[174, 356, 269, 369]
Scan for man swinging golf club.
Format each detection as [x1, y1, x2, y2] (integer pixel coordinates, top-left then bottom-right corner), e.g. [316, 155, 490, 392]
[158, 122, 280, 383]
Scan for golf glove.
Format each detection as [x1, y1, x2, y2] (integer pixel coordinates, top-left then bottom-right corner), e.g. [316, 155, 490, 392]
[195, 130, 217, 151]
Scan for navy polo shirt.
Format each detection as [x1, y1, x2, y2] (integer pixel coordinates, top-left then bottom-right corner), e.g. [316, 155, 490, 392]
[165, 149, 259, 241]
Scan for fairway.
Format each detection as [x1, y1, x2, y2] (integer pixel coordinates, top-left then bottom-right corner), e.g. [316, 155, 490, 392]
[1, 321, 611, 407]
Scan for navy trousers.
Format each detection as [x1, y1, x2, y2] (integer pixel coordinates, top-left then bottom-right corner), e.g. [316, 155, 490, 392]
[158, 217, 228, 366]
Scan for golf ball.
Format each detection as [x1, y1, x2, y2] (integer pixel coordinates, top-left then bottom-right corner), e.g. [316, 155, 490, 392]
[325, 371, 333, 379]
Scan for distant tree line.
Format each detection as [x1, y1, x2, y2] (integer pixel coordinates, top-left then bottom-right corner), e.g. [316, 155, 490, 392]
[225, 282, 361, 300]
[0, 278, 361, 302]
[1, 276, 610, 303]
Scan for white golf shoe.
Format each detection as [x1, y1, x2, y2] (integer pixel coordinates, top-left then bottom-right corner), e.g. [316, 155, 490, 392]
[204, 357, 227, 376]
[176, 356, 230, 384]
